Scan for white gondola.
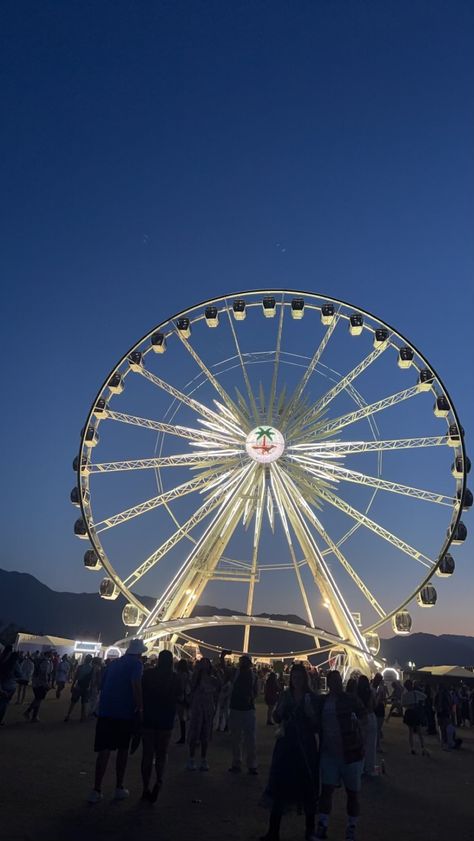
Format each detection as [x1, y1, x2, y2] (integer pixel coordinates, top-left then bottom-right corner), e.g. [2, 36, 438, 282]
[70, 486, 80, 507]
[291, 297, 304, 319]
[93, 397, 108, 419]
[373, 328, 389, 349]
[321, 303, 335, 325]
[83, 426, 99, 448]
[128, 351, 144, 371]
[232, 299, 246, 320]
[436, 553, 455, 577]
[392, 610, 412, 635]
[205, 306, 219, 327]
[434, 395, 450, 418]
[74, 518, 88, 539]
[457, 488, 473, 510]
[447, 423, 463, 447]
[349, 313, 363, 335]
[417, 584, 437, 608]
[84, 549, 102, 571]
[73, 454, 90, 476]
[397, 346, 414, 369]
[99, 578, 119, 600]
[177, 317, 191, 338]
[262, 296, 276, 318]
[108, 372, 124, 393]
[122, 603, 144, 627]
[418, 369, 434, 391]
[448, 521, 467, 545]
[364, 632, 380, 655]
[451, 455, 471, 479]
[151, 331, 167, 352]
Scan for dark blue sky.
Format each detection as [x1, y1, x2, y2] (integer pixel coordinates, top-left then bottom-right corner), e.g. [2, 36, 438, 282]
[1, 1, 473, 635]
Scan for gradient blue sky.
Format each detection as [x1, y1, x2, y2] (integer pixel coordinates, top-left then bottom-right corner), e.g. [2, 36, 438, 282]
[1, 1, 473, 635]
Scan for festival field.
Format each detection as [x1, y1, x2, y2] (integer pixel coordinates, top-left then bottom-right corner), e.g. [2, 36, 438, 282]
[2, 692, 473, 841]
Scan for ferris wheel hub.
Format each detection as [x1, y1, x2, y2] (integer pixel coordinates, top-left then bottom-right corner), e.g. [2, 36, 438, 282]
[245, 425, 285, 463]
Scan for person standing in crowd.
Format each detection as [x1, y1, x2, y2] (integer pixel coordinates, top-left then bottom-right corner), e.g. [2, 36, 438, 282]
[187, 658, 219, 771]
[141, 650, 182, 803]
[228, 655, 258, 775]
[435, 684, 454, 749]
[459, 685, 471, 727]
[0, 647, 21, 725]
[216, 669, 233, 732]
[371, 673, 387, 751]
[423, 684, 437, 735]
[175, 659, 191, 744]
[64, 654, 94, 722]
[24, 649, 52, 722]
[260, 663, 319, 841]
[357, 675, 377, 777]
[401, 679, 429, 756]
[316, 670, 366, 841]
[55, 655, 71, 699]
[264, 671, 280, 726]
[16, 653, 34, 704]
[385, 680, 403, 721]
[88, 638, 145, 803]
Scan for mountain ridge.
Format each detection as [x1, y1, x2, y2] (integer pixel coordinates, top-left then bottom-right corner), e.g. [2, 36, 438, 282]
[1, 568, 473, 666]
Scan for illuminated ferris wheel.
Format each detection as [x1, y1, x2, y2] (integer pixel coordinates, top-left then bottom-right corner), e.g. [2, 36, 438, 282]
[72, 291, 470, 673]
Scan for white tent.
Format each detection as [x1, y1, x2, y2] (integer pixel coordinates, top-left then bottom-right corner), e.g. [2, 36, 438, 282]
[15, 633, 77, 655]
[418, 665, 474, 679]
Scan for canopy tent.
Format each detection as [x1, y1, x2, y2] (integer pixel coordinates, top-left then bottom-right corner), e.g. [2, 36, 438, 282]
[418, 665, 474, 680]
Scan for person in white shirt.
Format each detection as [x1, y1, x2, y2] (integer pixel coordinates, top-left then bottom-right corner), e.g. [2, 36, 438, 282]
[401, 679, 428, 756]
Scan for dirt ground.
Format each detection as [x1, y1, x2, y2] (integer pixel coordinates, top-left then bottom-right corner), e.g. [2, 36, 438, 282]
[1, 690, 473, 841]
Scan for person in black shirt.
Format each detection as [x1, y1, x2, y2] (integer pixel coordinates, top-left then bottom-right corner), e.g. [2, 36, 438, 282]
[141, 650, 182, 802]
[228, 655, 258, 774]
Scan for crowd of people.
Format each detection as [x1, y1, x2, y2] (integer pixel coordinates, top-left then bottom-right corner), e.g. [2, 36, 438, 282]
[1, 641, 473, 840]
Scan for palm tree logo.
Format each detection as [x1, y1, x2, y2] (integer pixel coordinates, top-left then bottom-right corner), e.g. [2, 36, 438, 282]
[253, 426, 276, 455]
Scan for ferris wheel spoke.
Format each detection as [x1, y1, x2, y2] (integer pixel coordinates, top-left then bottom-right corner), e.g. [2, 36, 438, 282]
[94, 468, 232, 532]
[225, 303, 260, 423]
[316, 486, 434, 568]
[303, 383, 422, 439]
[141, 464, 256, 629]
[298, 345, 389, 427]
[122, 474, 246, 588]
[138, 367, 245, 439]
[88, 451, 243, 474]
[105, 410, 231, 445]
[281, 315, 340, 425]
[243, 473, 265, 652]
[270, 468, 320, 642]
[174, 328, 248, 426]
[292, 458, 455, 505]
[277, 468, 386, 619]
[267, 297, 285, 423]
[272, 465, 369, 655]
[288, 435, 449, 455]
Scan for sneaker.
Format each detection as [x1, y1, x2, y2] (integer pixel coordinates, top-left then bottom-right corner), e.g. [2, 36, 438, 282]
[228, 765, 241, 774]
[199, 759, 209, 772]
[187, 758, 197, 771]
[113, 787, 129, 801]
[88, 789, 103, 804]
[345, 827, 356, 841]
[315, 823, 328, 840]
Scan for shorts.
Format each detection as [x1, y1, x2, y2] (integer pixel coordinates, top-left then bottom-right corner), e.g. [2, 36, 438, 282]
[320, 754, 364, 792]
[17, 680, 28, 687]
[94, 717, 134, 752]
[71, 686, 90, 703]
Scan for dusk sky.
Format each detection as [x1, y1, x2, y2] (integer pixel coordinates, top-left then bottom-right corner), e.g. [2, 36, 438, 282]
[1, 1, 473, 637]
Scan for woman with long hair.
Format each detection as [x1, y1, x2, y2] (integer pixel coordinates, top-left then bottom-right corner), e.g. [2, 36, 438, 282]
[260, 663, 319, 841]
[401, 679, 428, 756]
[187, 658, 219, 771]
[175, 658, 191, 744]
[141, 649, 182, 802]
[264, 671, 280, 725]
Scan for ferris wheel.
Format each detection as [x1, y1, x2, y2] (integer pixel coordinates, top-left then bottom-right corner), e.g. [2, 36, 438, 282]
[72, 291, 470, 673]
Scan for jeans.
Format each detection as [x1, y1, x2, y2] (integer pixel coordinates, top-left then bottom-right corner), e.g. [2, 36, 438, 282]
[229, 708, 257, 769]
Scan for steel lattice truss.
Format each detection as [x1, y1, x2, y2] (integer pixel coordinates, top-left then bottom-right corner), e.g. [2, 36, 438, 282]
[73, 291, 469, 672]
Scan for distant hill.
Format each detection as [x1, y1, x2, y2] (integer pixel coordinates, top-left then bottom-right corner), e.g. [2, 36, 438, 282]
[1, 568, 473, 666]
